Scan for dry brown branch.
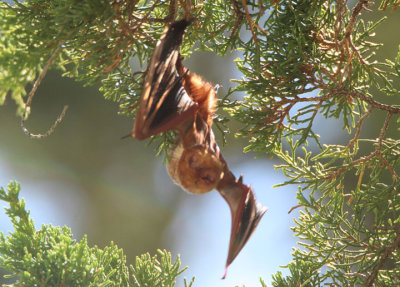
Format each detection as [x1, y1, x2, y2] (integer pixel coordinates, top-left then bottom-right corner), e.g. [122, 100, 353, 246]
[375, 224, 400, 232]
[179, 0, 193, 21]
[377, 152, 398, 179]
[241, 0, 258, 42]
[347, 106, 373, 150]
[345, 272, 367, 279]
[363, 232, 400, 287]
[228, 0, 244, 38]
[258, 0, 265, 15]
[318, 0, 371, 84]
[348, 34, 369, 65]
[293, 88, 400, 114]
[21, 44, 69, 139]
[343, 0, 369, 39]
[378, 112, 391, 147]
[375, 113, 398, 178]
[288, 204, 303, 214]
[130, 0, 161, 31]
[166, 0, 178, 22]
[324, 111, 394, 180]
[319, 67, 341, 86]
[340, 0, 371, 66]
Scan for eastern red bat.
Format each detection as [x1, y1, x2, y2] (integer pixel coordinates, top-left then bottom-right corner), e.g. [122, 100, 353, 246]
[128, 19, 267, 277]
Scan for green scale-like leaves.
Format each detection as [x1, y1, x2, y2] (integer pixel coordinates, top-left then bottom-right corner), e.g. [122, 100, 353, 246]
[0, 182, 192, 286]
[1, 0, 400, 286]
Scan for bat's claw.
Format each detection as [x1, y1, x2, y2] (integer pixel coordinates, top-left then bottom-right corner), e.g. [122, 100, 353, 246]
[222, 265, 228, 280]
[214, 84, 222, 93]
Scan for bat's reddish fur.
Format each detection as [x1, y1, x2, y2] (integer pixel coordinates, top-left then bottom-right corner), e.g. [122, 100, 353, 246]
[176, 57, 217, 127]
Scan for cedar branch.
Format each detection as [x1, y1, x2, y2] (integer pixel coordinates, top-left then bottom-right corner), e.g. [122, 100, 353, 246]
[21, 43, 68, 139]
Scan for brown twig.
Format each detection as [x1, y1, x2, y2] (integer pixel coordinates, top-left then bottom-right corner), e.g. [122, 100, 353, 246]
[335, 0, 346, 83]
[324, 111, 394, 180]
[347, 106, 373, 150]
[229, 0, 244, 38]
[377, 152, 398, 179]
[241, 0, 258, 42]
[363, 232, 400, 287]
[375, 113, 398, 178]
[179, 0, 192, 21]
[341, 0, 371, 66]
[319, 67, 341, 86]
[375, 224, 400, 232]
[21, 44, 69, 139]
[288, 204, 303, 214]
[293, 88, 400, 114]
[166, 0, 178, 22]
[318, 0, 370, 84]
[343, 0, 369, 40]
[378, 112, 391, 148]
[257, 0, 265, 15]
[130, 0, 161, 32]
[345, 272, 367, 280]
[348, 34, 369, 65]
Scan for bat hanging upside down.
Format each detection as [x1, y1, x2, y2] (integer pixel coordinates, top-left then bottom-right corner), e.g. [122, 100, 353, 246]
[127, 19, 267, 278]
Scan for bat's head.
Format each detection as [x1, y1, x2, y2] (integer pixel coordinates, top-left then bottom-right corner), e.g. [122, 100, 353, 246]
[176, 144, 224, 194]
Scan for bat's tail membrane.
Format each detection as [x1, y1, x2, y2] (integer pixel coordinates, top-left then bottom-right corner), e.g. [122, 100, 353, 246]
[218, 177, 268, 279]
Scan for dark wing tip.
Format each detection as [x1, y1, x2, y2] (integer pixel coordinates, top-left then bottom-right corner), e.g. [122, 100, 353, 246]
[221, 265, 228, 279]
[121, 133, 133, 140]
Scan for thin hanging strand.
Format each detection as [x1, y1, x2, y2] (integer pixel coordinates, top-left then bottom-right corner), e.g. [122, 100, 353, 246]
[21, 43, 68, 139]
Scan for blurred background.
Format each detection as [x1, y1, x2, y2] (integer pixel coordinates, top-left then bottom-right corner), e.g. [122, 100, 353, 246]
[0, 6, 398, 286]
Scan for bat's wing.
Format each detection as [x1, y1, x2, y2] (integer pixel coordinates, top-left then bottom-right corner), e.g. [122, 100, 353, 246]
[217, 175, 268, 278]
[132, 19, 197, 140]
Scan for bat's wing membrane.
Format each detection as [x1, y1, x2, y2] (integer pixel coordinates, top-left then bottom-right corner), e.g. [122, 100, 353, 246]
[133, 20, 196, 140]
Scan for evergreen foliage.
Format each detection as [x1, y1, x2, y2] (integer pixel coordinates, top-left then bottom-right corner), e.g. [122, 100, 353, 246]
[0, 181, 191, 286]
[1, 0, 400, 286]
